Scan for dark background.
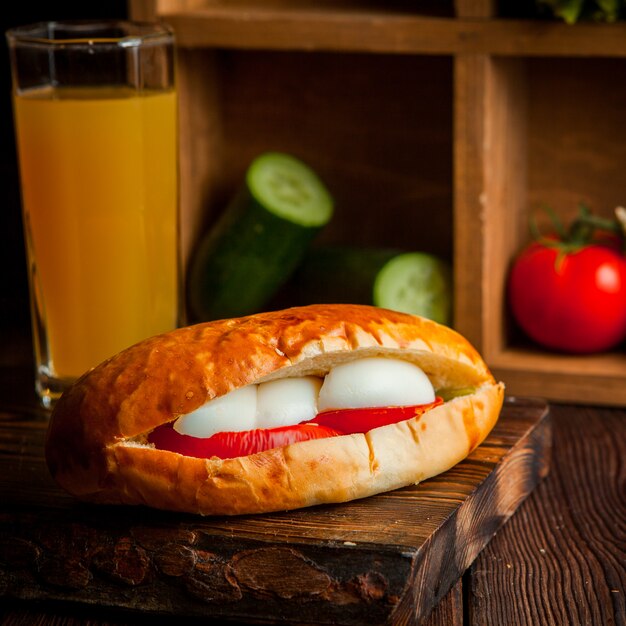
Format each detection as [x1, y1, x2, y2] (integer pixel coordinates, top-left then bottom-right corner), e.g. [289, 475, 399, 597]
[0, 2, 127, 357]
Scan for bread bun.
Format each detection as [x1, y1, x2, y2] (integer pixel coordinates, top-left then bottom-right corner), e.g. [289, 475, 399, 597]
[45, 304, 504, 515]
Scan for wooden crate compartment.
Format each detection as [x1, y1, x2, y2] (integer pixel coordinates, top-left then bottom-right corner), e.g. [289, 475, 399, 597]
[176, 49, 453, 268]
[504, 57, 626, 405]
[132, 1, 626, 406]
[455, 55, 626, 406]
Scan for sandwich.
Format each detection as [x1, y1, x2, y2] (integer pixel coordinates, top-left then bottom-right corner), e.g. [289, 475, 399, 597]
[45, 304, 504, 515]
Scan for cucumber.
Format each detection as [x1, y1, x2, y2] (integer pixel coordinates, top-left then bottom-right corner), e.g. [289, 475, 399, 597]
[436, 386, 476, 402]
[373, 252, 452, 325]
[188, 152, 333, 321]
[274, 246, 452, 326]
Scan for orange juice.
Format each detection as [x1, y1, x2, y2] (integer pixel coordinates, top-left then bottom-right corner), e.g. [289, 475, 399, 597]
[14, 86, 178, 380]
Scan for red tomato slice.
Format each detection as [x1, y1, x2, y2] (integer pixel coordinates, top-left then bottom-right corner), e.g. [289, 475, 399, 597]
[309, 397, 443, 434]
[148, 398, 443, 459]
[148, 422, 342, 460]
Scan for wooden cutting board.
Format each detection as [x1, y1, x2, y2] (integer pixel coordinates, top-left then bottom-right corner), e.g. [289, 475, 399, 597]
[0, 395, 550, 626]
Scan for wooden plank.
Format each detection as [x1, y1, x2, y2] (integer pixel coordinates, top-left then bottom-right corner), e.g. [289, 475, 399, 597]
[454, 55, 528, 359]
[467, 403, 626, 625]
[490, 348, 626, 378]
[481, 57, 528, 360]
[182, 0, 454, 12]
[0, 397, 550, 625]
[491, 364, 626, 408]
[157, 10, 626, 57]
[453, 54, 487, 348]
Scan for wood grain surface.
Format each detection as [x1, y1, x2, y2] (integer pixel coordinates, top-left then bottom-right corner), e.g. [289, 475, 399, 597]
[159, 9, 626, 57]
[0, 380, 549, 626]
[468, 403, 625, 626]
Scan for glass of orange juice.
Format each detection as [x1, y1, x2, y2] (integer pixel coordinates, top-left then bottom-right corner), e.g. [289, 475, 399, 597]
[6, 21, 180, 408]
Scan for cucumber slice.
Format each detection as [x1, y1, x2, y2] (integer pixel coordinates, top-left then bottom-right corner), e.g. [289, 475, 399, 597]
[247, 153, 333, 227]
[373, 252, 452, 325]
[188, 153, 333, 321]
[436, 386, 476, 402]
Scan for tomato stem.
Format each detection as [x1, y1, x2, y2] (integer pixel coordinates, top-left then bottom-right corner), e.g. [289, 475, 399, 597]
[569, 203, 622, 243]
[532, 203, 625, 255]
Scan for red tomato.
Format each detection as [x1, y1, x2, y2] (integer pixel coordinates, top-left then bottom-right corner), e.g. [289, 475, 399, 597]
[148, 423, 342, 460]
[508, 241, 626, 353]
[148, 399, 443, 459]
[310, 398, 443, 434]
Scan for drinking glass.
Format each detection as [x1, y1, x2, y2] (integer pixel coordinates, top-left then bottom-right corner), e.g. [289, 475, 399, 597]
[6, 21, 180, 408]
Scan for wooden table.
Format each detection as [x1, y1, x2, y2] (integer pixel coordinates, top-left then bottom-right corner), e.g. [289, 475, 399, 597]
[0, 358, 623, 625]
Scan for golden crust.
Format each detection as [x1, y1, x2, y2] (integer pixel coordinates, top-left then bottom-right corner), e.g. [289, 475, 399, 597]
[45, 304, 504, 514]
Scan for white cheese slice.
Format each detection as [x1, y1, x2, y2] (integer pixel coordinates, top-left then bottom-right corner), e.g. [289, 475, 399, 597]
[256, 376, 322, 429]
[173, 384, 257, 438]
[317, 357, 435, 411]
[173, 357, 435, 438]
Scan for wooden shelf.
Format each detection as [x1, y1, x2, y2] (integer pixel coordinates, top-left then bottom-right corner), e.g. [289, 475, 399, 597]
[491, 348, 626, 406]
[158, 9, 626, 56]
[131, 0, 626, 407]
